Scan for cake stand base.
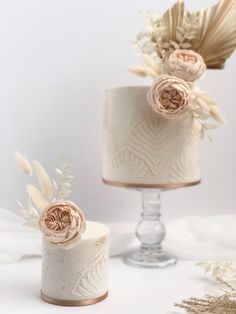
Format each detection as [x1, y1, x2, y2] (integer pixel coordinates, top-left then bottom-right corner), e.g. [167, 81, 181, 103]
[123, 189, 177, 268]
[124, 247, 177, 268]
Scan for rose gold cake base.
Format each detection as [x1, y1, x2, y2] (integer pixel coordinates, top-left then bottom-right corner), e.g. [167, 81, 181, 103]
[41, 291, 108, 306]
[103, 178, 201, 190]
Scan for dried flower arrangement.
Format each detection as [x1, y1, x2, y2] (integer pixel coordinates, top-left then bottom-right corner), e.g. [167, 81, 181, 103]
[15, 151, 74, 228]
[129, 0, 236, 139]
[175, 262, 236, 313]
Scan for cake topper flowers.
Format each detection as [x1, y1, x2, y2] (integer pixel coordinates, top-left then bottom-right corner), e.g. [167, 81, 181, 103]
[164, 49, 206, 82]
[15, 151, 86, 247]
[129, 0, 236, 138]
[39, 201, 86, 247]
[147, 74, 190, 119]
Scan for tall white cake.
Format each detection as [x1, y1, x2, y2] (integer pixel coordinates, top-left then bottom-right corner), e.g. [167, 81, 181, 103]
[41, 221, 109, 306]
[103, 86, 202, 189]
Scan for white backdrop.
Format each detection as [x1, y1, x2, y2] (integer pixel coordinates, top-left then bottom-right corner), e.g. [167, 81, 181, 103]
[0, 0, 235, 223]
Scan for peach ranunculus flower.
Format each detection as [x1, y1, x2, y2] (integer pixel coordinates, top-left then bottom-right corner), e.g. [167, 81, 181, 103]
[39, 201, 86, 247]
[164, 49, 206, 82]
[147, 74, 191, 119]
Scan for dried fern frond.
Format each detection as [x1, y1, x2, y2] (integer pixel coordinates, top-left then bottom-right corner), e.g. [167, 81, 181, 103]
[192, 0, 236, 69]
[55, 160, 73, 200]
[15, 151, 32, 175]
[32, 160, 54, 199]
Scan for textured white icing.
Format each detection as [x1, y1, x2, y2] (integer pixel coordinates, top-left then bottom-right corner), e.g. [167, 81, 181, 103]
[103, 86, 202, 185]
[41, 221, 109, 301]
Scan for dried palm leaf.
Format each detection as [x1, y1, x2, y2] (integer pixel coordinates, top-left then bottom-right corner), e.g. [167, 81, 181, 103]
[135, 0, 236, 69]
[192, 0, 236, 69]
[162, 0, 188, 42]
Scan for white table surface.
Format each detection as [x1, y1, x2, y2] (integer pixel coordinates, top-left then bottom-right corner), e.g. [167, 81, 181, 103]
[0, 257, 214, 314]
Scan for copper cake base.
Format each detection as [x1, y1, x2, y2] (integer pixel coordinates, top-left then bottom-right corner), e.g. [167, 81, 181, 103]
[41, 291, 108, 306]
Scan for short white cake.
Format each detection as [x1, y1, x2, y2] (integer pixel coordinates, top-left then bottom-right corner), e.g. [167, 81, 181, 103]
[41, 221, 109, 306]
[103, 86, 202, 189]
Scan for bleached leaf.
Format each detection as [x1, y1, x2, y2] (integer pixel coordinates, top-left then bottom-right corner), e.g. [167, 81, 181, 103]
[55, 168, 63, 176]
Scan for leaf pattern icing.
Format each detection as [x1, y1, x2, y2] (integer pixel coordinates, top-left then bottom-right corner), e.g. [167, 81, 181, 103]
[103, 91, 201, 184]
[72, 237, 108, 298]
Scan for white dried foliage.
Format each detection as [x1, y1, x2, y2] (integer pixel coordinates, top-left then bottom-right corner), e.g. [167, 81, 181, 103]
[176, 261, 236, 313]
[32, 160, 54, 199]
[15, 153, 74, 228]
[190, 85, 225, 138]
[26, 185, 49, 210]
[18, 196, 40, 228]
[55, 160, 73, 200]
[128, 53, 163, 78]
[129, 1, 230, 136]
[15, 151, 32, 175]
[197, 261, 236, 281]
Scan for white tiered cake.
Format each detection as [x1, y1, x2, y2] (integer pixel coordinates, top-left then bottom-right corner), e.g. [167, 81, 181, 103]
[103, 86, 202, 189]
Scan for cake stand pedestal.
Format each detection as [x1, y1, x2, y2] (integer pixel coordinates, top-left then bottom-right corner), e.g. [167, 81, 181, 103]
[124, 189, 177, 268]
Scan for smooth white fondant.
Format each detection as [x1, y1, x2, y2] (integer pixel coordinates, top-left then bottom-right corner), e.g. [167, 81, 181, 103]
[41, 221, 109, 301]
[103, 86, 201, 185]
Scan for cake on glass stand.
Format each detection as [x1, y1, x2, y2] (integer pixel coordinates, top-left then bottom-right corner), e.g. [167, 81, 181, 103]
[103, 86, 201, 268]
[102, 0, 236, 268]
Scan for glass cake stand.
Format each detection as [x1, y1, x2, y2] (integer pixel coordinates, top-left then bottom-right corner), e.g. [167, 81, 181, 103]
[124, 189, 177, 268]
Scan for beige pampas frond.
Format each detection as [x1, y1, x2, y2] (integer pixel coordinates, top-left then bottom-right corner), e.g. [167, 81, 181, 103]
[128, 66, 149, 77]
[192, 0, 236, 69]
[15, 151, 33, 175]
[191, 86, 225, 124]
[32, 160, 54, 199]
[128, 54, 162, 78]
[27, 184, 49, 210]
